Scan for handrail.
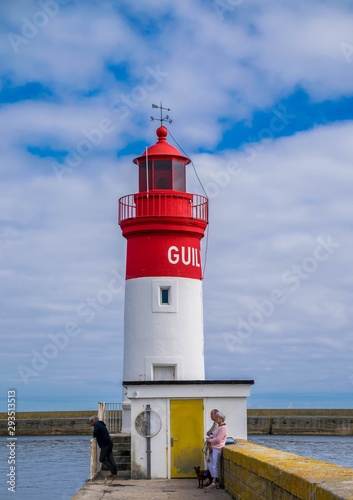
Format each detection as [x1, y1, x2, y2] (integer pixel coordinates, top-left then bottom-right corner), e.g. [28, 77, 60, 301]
[118, 192, 208, 224]
[90, 403, 122, 479]
[98, 402, 122, 433]
[90, 437, 99, 479]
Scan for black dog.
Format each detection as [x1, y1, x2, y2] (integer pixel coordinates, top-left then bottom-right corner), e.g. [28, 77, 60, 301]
[194, 466, 211, 488]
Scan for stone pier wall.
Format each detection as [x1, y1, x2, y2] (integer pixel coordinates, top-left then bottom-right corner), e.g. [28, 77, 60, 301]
[222, 440, 353, 500]
[1, 409, 352, 436]
[0, 411, 94, 436]
[0, 417, 92, 436]
[248, 409, 353, 435]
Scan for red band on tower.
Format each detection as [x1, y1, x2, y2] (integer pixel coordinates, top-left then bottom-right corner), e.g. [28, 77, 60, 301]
[118, 126, 208, 280]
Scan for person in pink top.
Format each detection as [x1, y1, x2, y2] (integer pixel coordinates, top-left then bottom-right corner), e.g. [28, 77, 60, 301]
[205, 411, 227, 489]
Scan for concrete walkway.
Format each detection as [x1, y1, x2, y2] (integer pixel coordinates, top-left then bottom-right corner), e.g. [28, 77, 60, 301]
[71, 472, 233, 500]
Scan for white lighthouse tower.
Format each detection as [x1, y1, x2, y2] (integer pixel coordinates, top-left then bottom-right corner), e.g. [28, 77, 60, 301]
[118, 108, 253, 479]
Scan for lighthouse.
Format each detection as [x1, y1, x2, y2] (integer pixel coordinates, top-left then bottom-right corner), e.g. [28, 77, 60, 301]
[118, 123, 208, 384]
[117, 108, 253, 479]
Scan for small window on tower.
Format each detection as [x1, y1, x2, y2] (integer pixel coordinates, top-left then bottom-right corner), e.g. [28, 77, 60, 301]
[152, 280, 177, 313]
[160, 287, 170, 305]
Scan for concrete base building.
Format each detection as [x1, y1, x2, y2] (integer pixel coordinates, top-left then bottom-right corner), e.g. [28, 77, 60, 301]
[124, 381, 253, 479]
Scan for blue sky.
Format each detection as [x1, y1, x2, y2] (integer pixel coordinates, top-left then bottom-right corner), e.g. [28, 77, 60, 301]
[1, 0, 353, 411]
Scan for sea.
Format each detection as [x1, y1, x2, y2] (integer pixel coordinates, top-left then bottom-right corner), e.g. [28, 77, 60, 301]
[248, 434, 353, 469]
[0, 435, 91, 500]
[1, 434, 353, 499]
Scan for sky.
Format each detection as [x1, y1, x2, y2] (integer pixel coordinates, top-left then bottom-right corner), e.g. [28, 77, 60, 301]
[1, 0, 353, 411]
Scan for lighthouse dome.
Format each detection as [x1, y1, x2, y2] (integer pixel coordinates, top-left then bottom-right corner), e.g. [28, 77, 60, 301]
[133, 126, 190, 164]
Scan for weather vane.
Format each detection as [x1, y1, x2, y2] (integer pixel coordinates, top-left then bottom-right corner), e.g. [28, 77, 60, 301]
[151, 102, 172, 126]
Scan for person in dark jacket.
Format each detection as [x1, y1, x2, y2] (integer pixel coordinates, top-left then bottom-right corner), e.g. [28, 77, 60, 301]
[90, 416, 117, 477]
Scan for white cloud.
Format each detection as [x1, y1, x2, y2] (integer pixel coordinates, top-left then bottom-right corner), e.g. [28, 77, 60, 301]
[198, 122, 353, 396]
[1, 0, 353, 409]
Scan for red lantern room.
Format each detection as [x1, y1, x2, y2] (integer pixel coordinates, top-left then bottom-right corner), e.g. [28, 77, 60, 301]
[135, 125, 188, 192]
[119, 124, 208, 281]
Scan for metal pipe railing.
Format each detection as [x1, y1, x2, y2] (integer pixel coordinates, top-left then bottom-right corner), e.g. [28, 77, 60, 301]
[118, 192, 208, 224]
[97, 402, 122, 433]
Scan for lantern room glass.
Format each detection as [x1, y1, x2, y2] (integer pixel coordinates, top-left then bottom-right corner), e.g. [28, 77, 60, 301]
[138, 159, 186, 192]
[173, 161, 186, 191]
[138, 160, 152, 192]
[154, 160, 172, 189]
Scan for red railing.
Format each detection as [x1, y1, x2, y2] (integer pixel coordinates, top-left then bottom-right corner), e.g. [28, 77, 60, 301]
[118, 192, 208, 224]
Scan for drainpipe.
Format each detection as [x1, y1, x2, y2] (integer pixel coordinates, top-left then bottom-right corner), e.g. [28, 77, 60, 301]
[146, 404, 151, 479]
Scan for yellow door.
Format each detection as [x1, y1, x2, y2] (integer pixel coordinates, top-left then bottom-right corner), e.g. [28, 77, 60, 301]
[170, 399, 204, 478]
